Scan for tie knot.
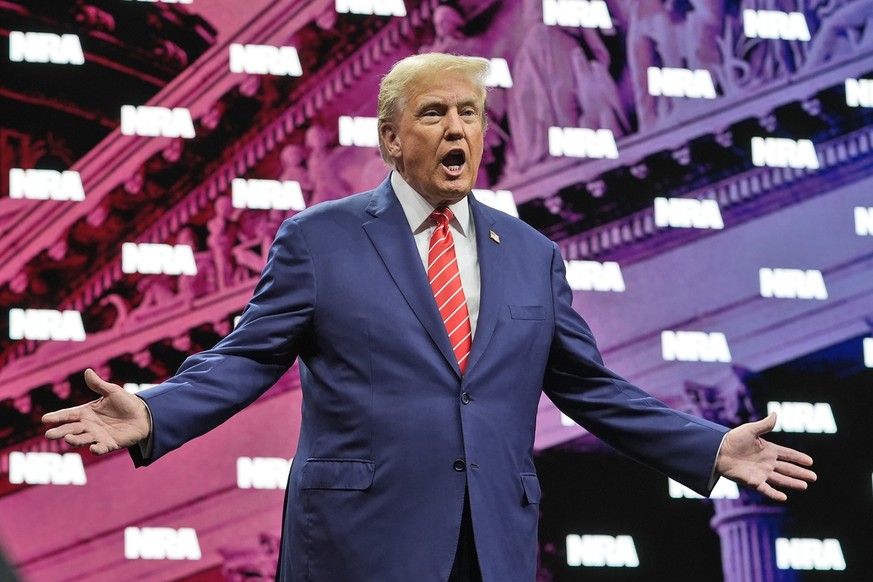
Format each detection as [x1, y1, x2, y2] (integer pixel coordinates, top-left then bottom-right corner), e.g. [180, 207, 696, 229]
[431, 207, 453, 229]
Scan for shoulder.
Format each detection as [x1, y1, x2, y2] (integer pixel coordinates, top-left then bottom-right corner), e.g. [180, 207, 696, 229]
[291, 189, 374, 225]
[289, 173, 395, 227]
[276, 187, 382, 241]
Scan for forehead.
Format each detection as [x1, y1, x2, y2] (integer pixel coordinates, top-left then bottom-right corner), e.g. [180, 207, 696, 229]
[405, 73, 483, 108]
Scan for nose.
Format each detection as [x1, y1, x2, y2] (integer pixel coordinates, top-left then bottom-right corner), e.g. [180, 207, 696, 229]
[444, 109, 463, 139]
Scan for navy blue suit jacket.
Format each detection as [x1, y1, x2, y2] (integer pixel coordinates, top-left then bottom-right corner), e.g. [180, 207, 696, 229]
[133, 175, 728, 581]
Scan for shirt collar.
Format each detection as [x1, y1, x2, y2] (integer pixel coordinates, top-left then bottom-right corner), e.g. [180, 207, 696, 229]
[391, 171, 472, 238]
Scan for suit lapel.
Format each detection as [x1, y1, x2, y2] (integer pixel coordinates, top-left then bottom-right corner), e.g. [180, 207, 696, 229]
[362, 177, 461, 376]
[466, 195, 502, 374]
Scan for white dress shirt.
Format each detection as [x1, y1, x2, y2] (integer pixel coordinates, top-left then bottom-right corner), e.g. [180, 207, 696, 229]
[391, 171, 481, 338]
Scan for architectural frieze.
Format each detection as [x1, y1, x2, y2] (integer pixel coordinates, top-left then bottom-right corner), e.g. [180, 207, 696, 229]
[559, 122, 873, 263]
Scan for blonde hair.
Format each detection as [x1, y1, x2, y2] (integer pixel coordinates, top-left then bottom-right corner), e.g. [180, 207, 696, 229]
[377, 53, 489, 165]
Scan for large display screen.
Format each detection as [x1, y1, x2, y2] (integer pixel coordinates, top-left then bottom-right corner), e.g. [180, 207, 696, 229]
[1, 1, 871, 580]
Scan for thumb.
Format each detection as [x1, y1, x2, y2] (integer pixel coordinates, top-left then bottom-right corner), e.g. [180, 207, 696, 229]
[84, 368, 122, 398]
[750, 412, 777, 437]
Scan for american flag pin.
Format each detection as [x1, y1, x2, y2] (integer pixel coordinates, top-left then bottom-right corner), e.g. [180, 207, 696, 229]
[489, 230, 500, 244]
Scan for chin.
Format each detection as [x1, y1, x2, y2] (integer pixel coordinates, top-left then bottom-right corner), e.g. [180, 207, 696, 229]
[441, 188, 470, 204]
[442, 178, 473, 195]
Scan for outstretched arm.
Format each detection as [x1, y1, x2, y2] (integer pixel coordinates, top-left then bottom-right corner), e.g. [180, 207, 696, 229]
[716, 413, 817, 502]
[42, 369, 151, 456]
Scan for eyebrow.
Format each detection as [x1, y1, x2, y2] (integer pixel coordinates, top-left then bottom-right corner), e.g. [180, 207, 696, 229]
[415, 98, 480, 115]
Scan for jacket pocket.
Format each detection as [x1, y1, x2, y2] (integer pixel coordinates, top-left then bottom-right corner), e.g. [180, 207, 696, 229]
[520, 472, 541, 504]
[509, 305, 546, 320]
[300, 458, 375, 490]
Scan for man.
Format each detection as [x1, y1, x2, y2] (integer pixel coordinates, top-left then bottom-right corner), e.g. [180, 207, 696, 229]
[43, 53, 815, 582]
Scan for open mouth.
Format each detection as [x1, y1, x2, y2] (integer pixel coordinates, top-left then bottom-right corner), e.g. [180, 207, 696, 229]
[442, 150, 466, 172]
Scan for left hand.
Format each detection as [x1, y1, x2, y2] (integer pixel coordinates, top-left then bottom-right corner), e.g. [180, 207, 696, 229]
[716, 412, 816, 502]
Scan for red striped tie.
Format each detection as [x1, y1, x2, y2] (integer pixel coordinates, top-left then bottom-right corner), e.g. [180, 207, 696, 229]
[428, 207, 472, 374]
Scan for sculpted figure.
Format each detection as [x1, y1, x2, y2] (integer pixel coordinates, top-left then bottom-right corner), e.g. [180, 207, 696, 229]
[304, 124, 353, 205]
[620, 0, 685, 130]
[207, 197, 242, 290]
[684, 0, 728, 91]
[805, 0, 873, 68]
[574, 28, 630, 135]
[508, 0, 630, 171]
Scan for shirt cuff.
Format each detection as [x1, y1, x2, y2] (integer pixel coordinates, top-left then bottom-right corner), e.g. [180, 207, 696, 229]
[707, 432, 728, 492]
[137, 397, 155, 459]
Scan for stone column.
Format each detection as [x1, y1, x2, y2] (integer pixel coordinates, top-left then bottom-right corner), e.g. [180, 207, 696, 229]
[710, 493, 796, 582]
[685, 368, 797, 582]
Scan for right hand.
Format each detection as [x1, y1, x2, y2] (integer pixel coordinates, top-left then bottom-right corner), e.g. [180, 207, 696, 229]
[42, 368, 151, 455]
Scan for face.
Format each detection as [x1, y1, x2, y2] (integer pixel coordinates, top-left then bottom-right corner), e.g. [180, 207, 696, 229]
[381, 73, 484, 206]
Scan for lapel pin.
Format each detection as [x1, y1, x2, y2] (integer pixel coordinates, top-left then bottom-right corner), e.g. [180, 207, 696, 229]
[489, 230, 500, 244]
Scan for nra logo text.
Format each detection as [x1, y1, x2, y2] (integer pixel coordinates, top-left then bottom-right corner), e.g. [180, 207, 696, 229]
[9, 309, 86, 341]
[229, 44, 302, 76]
[855, 207, 873, 236]
[668, 477, 739, 499]
[125, 527, 202, 560]
[121, 106, 195, 139]
[122, 243, 197, 276]
[751, 137, 819, 169]
[864, 338, 873, 368]
[543, 1, 612, 29]
[8, 452, 86, 486]
[776, 538, 846, 571]
[237, 457, 293, 489]
[9, 169, 84, 201]
[845, 78, 873, 108]
[647, 67, 716, 99]
[654, 197, 723, 229]
[767, 402, 837, 434]
[566, 534, 639, 567]
[471, 189, 518, 217]
[339, 116, 379, 147]
[743, 10, 810, 41]
[759, 268, 827, 300]
[549, 127, 618, 159]
[661, 331, 731, 363]
[9, 31, 84, 65]
[484, 58, 513, 88]
[124, 383, 158, 394]
[232, 179, 306, 211]
[335, 0, 406, 16]
[564, 260, 625, 292]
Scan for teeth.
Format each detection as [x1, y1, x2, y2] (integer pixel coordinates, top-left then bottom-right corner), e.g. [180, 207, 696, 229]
[448, 165, 460, 171]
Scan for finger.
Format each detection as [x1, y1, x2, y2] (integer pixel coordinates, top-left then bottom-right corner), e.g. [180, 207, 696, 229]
[90, 442, 112, 456]
[767, 471, 809, 491]
[42, 404, 88, 426]
[64, 432, 99, 448]
[45, 421, 86, 440]
[750, 412, 777, 437]
[774, 460, 817, 483]
[757, 481, 788, 502]
[775, 445, 814, 467]
[84, 368, 123, 398]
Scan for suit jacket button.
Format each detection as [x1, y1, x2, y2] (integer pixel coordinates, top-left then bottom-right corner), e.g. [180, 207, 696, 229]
[461, 392, 471, 404]
[453, 459, 466, 472]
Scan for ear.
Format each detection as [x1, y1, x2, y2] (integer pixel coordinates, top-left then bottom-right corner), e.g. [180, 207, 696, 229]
[380, 122, 402, 160]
